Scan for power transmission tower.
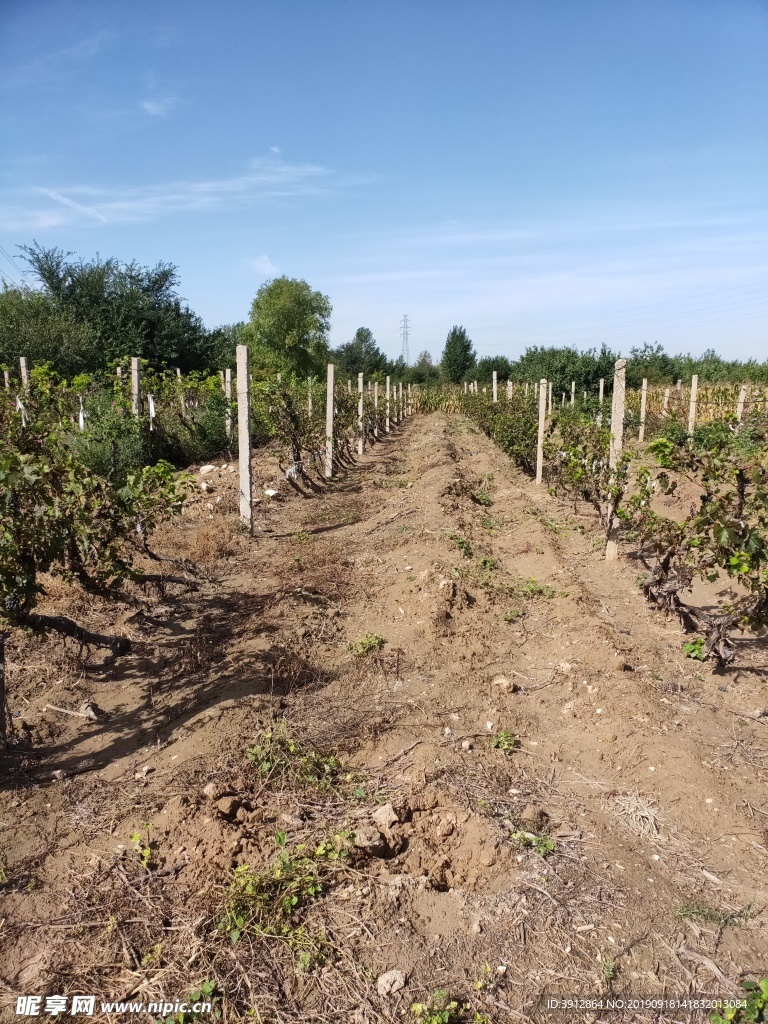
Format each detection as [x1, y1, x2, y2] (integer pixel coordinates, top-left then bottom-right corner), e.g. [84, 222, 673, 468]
[400, 314, 410, 366]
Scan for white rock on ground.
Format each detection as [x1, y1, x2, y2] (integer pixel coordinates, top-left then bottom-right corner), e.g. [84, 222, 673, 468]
[376, 969, 406, 997]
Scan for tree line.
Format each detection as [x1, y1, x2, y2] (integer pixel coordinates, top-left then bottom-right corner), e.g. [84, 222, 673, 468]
[2, 244, 766, 389]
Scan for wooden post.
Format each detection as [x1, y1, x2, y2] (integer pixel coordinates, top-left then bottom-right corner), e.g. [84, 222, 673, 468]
[358, 373, 364, 455]
[325, 363, 334, 479]
[736, 384, 747, 423]
[225, 368, 233, 438]
[386, 375, 391, 432]
[535, 379, 547, 486]
[570, 380, 575, 407]
[131, 357, 141, 417]
[687, 374, 698, 435]
[374, 380, 379, 438]
[492, 370, 498, 403]
[19, 356, 28, 387]
[236, 345, 253, 531]
[609, 359, 626, 469]
[639, 377, 648, 442]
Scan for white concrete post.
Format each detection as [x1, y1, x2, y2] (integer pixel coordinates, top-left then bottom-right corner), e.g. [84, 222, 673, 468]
[347, 379, 352, 394]
[374, 380, 379, 438]
[599, 378, 604, 406]
[464, 381, 468, 394]
[507, 380, 512, 401]
[3, 369, 8, 390]
[736, 384, 747, 423]
[358, 372, 364, 455]
[492, 370, 498, 403]
[236, 345, 253, 531]
[131, 357, 141, 417]
[19, 356, 29, 387]
[276, 372, 282, 383]
[386, 375, 391, 432]
[676, 378, 682, 392]
[535, 379, 547, 486]
[639, 377, 648, 442]
[399, 382, 404, 422]
[525, 382, 529, 398]
[176, 367, 185, 417]
[687, 374, 698, 435]
[408, 382, 412, 415]
[609, 359, 626, 470]
[570, 380, 575, 407]
[325, 363, 334, 479]
[223, 368, 232, 438]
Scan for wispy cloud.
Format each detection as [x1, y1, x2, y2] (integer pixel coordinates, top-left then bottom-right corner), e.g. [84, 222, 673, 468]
[0, 153, 336, 230]
[36, 188, 107, 224]
[141, 96, 178, 117]
[249, 255, 279, 277]
[1, 31, 114, 90]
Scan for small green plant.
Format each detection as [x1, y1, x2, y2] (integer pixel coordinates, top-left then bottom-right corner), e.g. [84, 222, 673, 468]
[602, 957, 617, 984]
[504, 608, 525, 622]
[349, 632, 385, 655]
[410, 990, 465, 1023]
[291, 530, 314, 543]
[510, 830, 556, 857]
[450, 534, 473, 558]
[219, 831, 352, 947]
[481, 516, 499, 530]
[246, 728, 344, 791]
[129, 823, 153, 870]
[478, 556, 496, 571]
[490, 729, 518, 753]
[472, 491, 493, 507]
[711, 979, 768, 1023]
[682, 637, 706, 661]
[521, 577, 556, 599]
[158, 980, 221, 1023]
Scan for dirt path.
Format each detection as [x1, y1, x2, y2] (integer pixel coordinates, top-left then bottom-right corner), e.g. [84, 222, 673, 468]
[2, 412, 767, 1022]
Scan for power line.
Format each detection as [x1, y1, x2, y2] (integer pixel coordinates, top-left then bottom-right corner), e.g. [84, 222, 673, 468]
[400, 314, 410, 365]
[0, 244, 22, 285]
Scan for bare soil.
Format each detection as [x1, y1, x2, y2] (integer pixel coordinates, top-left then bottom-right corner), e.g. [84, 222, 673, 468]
[2, 412, 767, 1024]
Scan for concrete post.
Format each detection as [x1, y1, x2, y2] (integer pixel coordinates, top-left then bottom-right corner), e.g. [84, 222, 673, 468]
[325, 363, 334, 479]
[236, 345, 253, 531]
[535, 379, 547, 486]
[131, 357, 141, 417]
[358, 372, 364, 455]
[386, 375, 391, 432]
[688, 374, 698, 435]
[225, 368, 233, 438]
[492, 371, 498, 403]
[639, 377, 648, 442]
[609, 359, 626, 469]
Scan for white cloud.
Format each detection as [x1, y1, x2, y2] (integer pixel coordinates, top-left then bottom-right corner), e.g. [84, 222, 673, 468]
[249, 255, 278, 277]
[0, 153, 336, 230]
[141, 96, 177, 117]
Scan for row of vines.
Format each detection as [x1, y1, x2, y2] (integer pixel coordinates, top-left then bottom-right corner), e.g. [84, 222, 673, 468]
[0, 360, 411, 746]
[415, 382, 768, 670]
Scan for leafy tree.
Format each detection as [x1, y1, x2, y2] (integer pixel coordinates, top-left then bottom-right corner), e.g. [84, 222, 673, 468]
[17, 243, 212, 372]
[332, 327, 389, 378]
[440, 326, 476, 383]
[245, 276, 331, 377]
[476, 355, 513, 383]
[0, 285, 94, 378]
[407, 350, 440, 385]
[511, 344, 618, 394]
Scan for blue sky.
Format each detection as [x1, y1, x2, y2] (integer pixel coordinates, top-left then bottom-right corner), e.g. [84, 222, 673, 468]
[1, 0, 766, 363]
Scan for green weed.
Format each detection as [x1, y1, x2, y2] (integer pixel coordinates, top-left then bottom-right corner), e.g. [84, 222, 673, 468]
[682, 637, 706, 660]
[129, 823, 153, 870]
[158, 980, 221, 1023]
[503, 608, 525, 622]
[711, 979, 768, 1023]
[450, 534, 473, 558]
[510, 830, 556, 857]
[349, 632, 385, 655]
[472, 491, 493, 507]
[478, 556, 496, 571]
[246, 728, 344, 791]
[490, 729, 518, 753]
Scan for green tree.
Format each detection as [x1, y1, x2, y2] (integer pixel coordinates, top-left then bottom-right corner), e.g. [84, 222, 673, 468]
[476, 355, 513, 383]
[245, 276, 331, 377]
[18, 243, 213, 372]
[440, 325, 476, 383]
[332, 327, 388, 378]
[0, 285, 94, 378]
